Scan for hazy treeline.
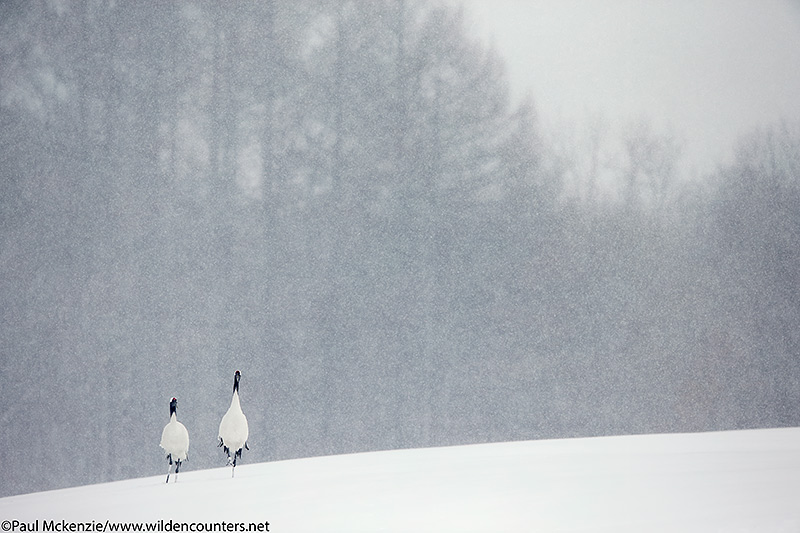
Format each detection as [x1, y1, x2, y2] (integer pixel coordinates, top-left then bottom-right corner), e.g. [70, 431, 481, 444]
[1, 0, 798, 497]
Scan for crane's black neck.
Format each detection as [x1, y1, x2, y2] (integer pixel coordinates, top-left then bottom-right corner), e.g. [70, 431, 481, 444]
[233, 372, 241, 394]
[169, 398, 177, 418]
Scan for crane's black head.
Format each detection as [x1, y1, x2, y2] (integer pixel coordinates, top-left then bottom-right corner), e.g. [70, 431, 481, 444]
[233, 370, 241, 393]
[169, 397, 178, 417]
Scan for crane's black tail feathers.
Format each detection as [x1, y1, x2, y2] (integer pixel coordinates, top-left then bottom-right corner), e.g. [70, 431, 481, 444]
[165, 454, 173, 484]
[164, 453, 185, 483]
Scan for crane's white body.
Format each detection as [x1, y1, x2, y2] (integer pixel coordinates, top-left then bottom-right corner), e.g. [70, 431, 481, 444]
[219, 371, 249, 475]
[160, 413, 190, 462]
[219, 390, 249, 455]
[160, 398, 190, 483]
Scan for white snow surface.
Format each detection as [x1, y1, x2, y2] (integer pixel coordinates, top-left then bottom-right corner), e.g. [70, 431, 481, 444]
[2, 428, 799, 532]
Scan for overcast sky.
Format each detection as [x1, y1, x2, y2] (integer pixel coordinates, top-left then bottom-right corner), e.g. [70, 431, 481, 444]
[459, 0, 800, 176]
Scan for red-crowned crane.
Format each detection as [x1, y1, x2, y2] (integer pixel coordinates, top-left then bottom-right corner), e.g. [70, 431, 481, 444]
[159, 397, 189, 483]
[218, 370, 249, 477]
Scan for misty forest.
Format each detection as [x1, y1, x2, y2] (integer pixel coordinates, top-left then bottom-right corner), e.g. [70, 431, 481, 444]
[2, 0, 799, 498]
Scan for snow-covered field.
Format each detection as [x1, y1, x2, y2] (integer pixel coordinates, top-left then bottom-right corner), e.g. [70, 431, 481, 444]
[2, 428, 799, 532]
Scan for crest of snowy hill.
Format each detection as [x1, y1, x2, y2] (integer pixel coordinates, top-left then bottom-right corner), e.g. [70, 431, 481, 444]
[1, 428, 799, 532]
